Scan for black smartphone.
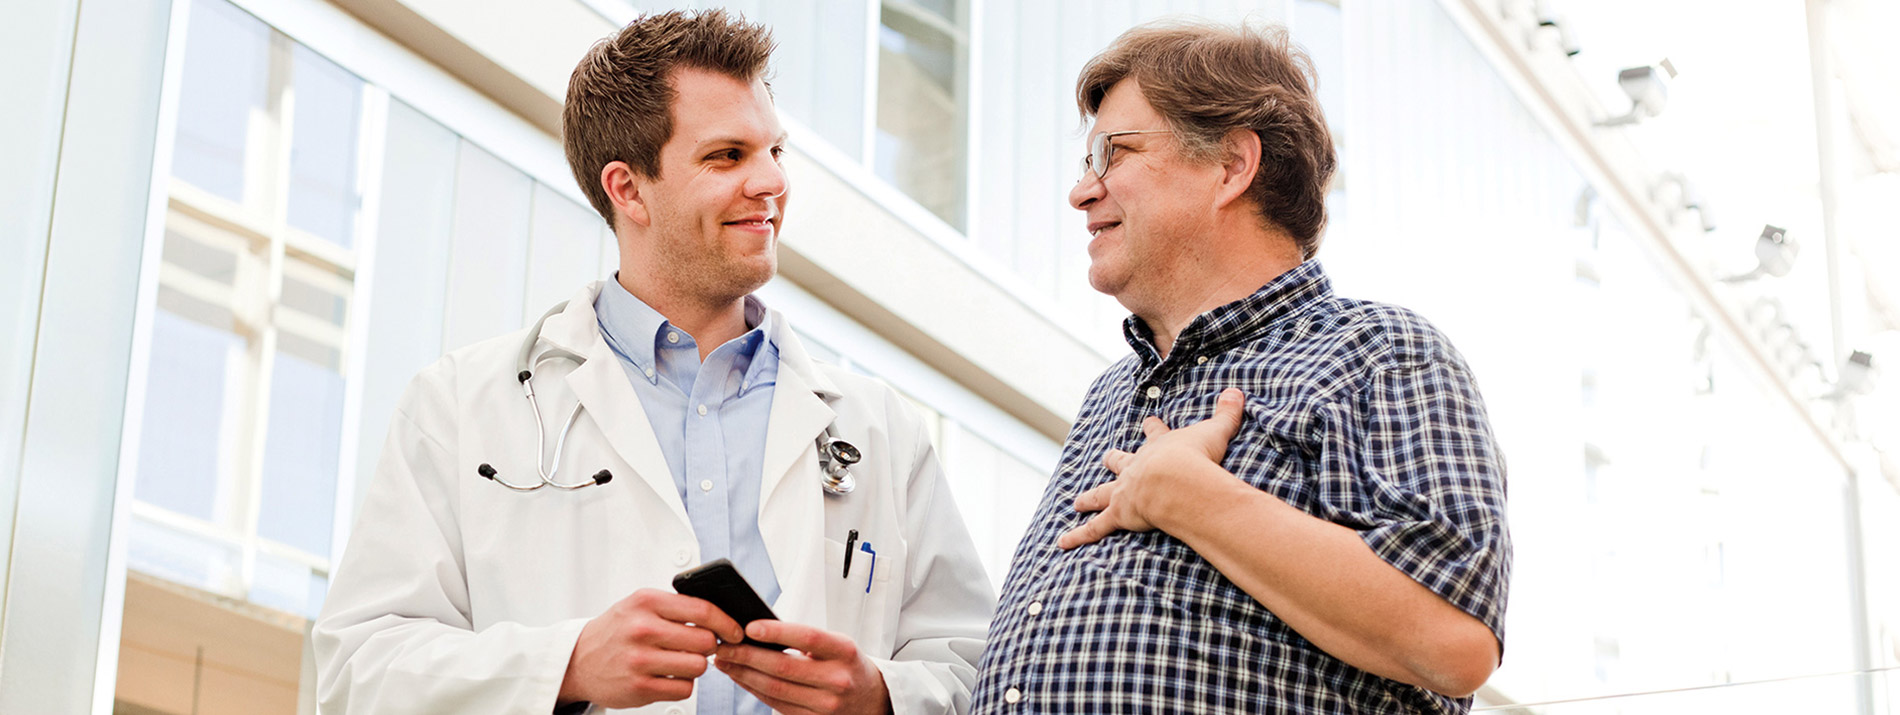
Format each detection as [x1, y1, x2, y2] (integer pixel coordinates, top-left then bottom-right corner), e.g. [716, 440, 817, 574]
[672, 558, 787, 651]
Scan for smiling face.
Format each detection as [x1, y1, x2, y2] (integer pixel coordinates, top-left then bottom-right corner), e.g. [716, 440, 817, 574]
[625, 67, 789, 305]
[1068, 79, 1226, 314]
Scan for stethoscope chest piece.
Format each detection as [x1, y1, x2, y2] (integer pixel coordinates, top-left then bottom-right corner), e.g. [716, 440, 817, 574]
[818, 429, 861, 497]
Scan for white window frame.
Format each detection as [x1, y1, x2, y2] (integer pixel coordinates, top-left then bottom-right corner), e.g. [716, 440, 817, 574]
[120, 0, 396, 623]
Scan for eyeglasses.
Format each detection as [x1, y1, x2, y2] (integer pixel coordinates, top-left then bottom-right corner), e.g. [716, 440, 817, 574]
[1078, 129, 1171, 182]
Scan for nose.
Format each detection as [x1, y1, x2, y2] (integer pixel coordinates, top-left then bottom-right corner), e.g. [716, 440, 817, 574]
[746, 153, 789, 200]
[1069, 170, 1103, 211]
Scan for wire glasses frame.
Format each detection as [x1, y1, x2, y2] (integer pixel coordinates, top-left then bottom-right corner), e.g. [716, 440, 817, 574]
[1079, 129, 1172, 182]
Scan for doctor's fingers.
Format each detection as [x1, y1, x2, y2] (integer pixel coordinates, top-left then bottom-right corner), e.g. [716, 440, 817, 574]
[717, 641, 851, 689]
[617, 616, 724, 656]
[620, 589, 744, 643]
[617, 648, 712, 681]
[742, 620, 859, 662]
[716, 658, 849, 715]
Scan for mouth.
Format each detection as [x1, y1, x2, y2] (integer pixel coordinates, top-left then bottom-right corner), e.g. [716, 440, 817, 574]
[723, 214, 777, 232]
[1088, 220, 1122, 238]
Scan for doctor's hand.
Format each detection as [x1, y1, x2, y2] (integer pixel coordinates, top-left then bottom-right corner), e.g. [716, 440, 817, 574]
[558, 588, 745, 709]
[714, 620, 892, 715]
[1058, 387, 1247, 550]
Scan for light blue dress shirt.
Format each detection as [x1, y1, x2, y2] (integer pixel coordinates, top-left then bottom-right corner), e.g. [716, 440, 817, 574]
[595, 278, 780, 715]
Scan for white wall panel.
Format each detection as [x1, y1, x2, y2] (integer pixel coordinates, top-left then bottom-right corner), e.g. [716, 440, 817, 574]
[0, 0, 82, 632]
[349, 100, 458, 518]
[524, 183, 606, 318]
[441, 141, 533, 351]
[0, 0, 174, 710]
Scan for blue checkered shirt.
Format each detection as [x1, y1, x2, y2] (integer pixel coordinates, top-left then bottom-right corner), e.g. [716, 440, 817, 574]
[972, 261, 1511, 714]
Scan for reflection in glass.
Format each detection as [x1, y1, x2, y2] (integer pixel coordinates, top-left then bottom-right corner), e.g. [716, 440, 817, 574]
[280, 266, 349, 327]
[876, 0, 966, 229]
[162, 224, 241, 286]
[134, 309, 239, 523]
[288, 44, 365, 249]
[257, 348, 344, 558]
[125, 516, 243, 595]
[172, 0, 271, 203]
[250, 551, 322, 619]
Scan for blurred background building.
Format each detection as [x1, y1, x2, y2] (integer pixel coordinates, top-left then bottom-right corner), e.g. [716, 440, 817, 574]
[2, 0, 1895, 712]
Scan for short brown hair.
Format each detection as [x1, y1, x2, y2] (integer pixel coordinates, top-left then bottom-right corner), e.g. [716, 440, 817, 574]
[1077, 19, 1337, 258]
[563, 9, 775, 227]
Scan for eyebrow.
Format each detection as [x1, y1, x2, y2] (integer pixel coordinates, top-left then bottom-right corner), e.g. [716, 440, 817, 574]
[695, 133, 790, 151]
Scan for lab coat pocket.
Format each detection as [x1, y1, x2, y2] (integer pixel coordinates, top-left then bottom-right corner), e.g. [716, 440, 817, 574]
[822, 538, 872, 641]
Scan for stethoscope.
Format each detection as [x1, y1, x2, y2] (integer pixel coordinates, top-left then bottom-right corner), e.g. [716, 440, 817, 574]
[477, 300, 860, 496]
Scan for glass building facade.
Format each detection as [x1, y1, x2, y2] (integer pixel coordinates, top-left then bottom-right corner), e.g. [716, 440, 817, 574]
[3, 0, 1894, 712]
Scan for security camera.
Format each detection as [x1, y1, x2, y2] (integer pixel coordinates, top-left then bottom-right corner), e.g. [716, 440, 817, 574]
[1753, 224, 1796, 277]
[1824, 350, 1879, 400]
[1596, 61, 1676, 127]
[1721, 225, 1798, 283]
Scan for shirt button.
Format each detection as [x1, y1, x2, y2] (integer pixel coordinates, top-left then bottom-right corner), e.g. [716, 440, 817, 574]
[699, 479, 714, 492]
[1004, 687, 1022, 704]
[666, 707, 685, 715]
[666, 331, 681, 344]
[673, 549, 690, 566]
[1196, 355, 1208, 365]
[697, 404, 709, 416]
[1144, 385, 1161, 399]
[643, 367, 655, 378]
[1026, 601, 1043, 616]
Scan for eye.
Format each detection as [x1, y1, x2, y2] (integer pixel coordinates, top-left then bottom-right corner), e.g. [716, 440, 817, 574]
[770, 145, 785, 161]
[708, 148, 741, 162]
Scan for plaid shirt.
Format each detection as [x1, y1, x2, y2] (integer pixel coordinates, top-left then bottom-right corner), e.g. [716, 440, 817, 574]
[972, 261, 1511, 714]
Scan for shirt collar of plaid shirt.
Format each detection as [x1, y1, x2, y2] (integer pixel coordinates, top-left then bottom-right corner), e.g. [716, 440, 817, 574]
[1120, 259, 1335, 365]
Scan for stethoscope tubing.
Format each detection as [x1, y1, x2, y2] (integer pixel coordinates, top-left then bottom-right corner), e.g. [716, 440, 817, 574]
[482, 298, 858, 496]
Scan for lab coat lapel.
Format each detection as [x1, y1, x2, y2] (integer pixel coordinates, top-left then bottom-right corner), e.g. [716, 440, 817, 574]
[540, 283, 692, 532]
[757, 319, 838, 629]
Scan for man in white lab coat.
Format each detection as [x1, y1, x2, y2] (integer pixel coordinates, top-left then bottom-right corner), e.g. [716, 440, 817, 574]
[314, 9, 994, 714]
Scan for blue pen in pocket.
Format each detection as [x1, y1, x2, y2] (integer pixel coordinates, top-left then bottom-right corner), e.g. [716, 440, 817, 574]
[858, 541, 877, 594]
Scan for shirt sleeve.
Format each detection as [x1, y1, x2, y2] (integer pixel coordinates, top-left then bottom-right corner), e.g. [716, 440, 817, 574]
[1311, 356, 1512, 646]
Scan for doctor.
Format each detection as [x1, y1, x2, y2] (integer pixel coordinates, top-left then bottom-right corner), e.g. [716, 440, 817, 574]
[314, 9, 994, 715]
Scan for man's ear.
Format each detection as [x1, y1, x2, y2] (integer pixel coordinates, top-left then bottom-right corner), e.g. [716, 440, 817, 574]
[601, 160, 651, 228]
[1214, 128, 1261, 210]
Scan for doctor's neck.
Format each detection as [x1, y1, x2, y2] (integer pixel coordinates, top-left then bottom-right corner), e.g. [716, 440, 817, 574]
[615, 270, 754, 362]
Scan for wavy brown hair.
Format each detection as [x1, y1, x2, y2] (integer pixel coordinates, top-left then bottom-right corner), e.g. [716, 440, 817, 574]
[1077, 19, 1337, 258]
[563, 9, 776, 227]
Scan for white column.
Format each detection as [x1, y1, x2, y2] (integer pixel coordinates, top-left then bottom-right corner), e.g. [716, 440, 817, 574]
[0, 0, 177, 711]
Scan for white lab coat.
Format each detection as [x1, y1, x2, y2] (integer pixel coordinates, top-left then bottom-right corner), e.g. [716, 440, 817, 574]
[314, 282, 996, 714]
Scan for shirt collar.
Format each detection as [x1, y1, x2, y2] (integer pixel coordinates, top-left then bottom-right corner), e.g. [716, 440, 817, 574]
[1122, 260, 1334, 361]
[594, 276, 779, 391]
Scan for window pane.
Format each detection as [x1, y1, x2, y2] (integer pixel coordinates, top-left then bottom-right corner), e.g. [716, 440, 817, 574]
[126, 516, 243, 595]
[134, 308, 241, 522]
[287, 44, 364, 249]
[171, 0, 271, 203]
[280, 265, 349, 328]
[442, 141, 532, 350]
[162, 223, 240, 287]
[876, 2, 967, 229]
[249, 551, 323, 619]
[524, 183, 606, 317]
[256, 348, 344, 558]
